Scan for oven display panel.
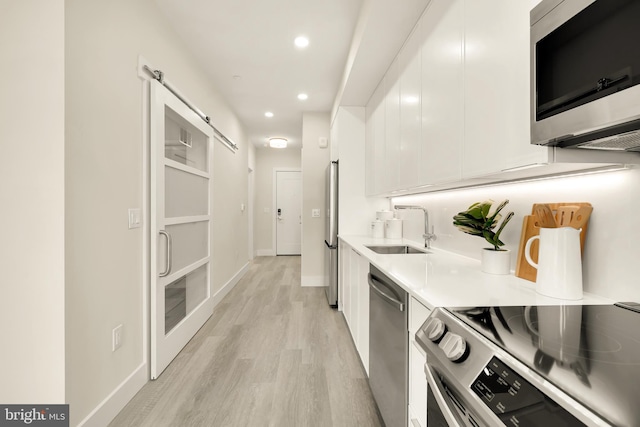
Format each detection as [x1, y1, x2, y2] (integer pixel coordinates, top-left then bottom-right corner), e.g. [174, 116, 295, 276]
[471, 357, 584, 426]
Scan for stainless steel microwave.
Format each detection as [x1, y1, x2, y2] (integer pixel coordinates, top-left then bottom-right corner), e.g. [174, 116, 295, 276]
[531, 0, 640, 151]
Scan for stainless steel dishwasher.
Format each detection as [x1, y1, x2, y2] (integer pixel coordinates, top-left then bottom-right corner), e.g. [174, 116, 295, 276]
[368, 264, 408, 427]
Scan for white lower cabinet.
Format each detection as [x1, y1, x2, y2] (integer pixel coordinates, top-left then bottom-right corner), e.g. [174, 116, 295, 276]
[339, 241, 349, 317]
[341, 243, 431, 415]
[339, 242, 370, 375]
[409, 342, 428, 427]
[348, 248, 360, 339]
[408, 297, 431, 427]
[355, 252, 370, 374]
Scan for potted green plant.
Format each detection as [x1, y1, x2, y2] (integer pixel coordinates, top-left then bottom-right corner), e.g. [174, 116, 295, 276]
[453, 199, 515, 274]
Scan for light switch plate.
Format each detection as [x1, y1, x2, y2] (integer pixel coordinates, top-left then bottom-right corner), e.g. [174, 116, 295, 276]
[128, 208, 141, 229]
[112, 324, 123, 351]
[311, 209, 321, 218]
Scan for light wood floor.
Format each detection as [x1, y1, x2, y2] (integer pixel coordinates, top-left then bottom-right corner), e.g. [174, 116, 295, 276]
[110, 256, 383, 427]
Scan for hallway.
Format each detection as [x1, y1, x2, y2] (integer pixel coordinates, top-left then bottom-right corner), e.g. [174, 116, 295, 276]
[110, 256, 383, 426]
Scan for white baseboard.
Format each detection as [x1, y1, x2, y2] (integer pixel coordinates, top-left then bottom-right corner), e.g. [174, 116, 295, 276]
[256, 249, 275, 257]
[213, 262, 250, 306]
[77, 362, 147, 427]
[301, 275, 325, 287]
[78, 263, 250, 427]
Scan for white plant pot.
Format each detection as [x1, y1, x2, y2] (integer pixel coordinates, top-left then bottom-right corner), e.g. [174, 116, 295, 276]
[481, 248, 511, 275]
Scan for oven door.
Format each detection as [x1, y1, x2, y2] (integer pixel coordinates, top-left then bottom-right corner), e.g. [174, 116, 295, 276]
[424, 362, 488, 427]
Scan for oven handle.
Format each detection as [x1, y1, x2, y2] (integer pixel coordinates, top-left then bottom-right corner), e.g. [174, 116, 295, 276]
[424, 363, 466, 427]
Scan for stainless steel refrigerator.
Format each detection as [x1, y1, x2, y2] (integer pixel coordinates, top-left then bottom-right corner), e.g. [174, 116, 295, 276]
[324, 160, 338, 307]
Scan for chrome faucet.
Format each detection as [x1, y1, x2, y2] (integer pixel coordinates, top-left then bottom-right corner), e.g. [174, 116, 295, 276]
[394, 205, 437, 249]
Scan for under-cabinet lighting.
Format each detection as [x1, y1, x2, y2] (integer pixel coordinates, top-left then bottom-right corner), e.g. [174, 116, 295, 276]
[494, 164, 631, 185]
[500, 163, 547, 173]
[387, 164, 632, 199]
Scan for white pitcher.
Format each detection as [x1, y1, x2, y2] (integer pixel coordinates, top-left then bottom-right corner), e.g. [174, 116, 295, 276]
[525, 227, 583, 300]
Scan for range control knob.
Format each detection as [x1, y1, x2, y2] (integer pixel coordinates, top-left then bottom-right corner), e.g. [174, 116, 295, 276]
[439, 333, 468, 363]
[424, 318, 447, 343]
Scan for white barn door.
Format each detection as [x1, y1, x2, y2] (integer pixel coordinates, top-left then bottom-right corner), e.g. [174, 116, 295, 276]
[150, 82, 214, 379]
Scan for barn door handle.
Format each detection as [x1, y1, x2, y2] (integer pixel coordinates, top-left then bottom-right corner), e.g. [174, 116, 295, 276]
[159, 230, 172, 277]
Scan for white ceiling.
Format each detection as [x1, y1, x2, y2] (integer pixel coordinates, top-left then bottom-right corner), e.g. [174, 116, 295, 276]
[154, 0, 430, 150]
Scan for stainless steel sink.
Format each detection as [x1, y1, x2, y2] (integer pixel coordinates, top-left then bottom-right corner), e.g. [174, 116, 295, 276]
[365, 245, 429, 254]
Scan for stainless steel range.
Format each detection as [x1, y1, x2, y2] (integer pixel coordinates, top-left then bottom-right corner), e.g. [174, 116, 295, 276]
[416, 303, 640, 426]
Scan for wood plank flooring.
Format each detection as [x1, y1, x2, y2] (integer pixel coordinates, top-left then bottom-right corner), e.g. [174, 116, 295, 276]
[110, 256, 383, 427]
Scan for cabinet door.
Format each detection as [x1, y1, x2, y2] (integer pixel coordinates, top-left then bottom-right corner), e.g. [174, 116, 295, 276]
[356, 254, 370, 375]
[409, 297, 431, 427]
[366, 82, 386, 196]
[420, 0, 464, 185]
[384, 60, 401, 192]
[399, 21, 423, 190]
[339, 241, 350, 316]
[462, 0, 545, 178]
[348, 248, 360, 343]
[409, 342, 427, 427]
[501, 0, 549, 170]
[365, 89, 375, 196]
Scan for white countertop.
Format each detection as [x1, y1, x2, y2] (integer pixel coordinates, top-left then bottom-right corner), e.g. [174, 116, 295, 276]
[339, 235, 613, 310]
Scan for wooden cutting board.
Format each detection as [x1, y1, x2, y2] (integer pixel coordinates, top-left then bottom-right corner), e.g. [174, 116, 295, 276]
[516, 202, 592, 282]
[515, 215, 540, 282]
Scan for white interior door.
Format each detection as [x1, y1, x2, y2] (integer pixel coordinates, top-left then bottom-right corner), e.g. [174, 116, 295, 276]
[150, 82, 214, 379]
[276, 170, 302, 255]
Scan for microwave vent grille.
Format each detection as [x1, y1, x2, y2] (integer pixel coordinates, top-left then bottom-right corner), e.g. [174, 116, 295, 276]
[579, 130, 640, 151]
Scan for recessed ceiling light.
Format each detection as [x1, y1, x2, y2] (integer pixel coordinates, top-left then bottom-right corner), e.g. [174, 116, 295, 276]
[265, 111, 274, 118]
[403, 95, 420, 104]
[294, 36, 309, 49]
[269, 137, 288, 149]
[297, 93, 308, 101]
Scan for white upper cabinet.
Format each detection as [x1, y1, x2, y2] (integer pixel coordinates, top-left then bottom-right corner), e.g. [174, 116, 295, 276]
[365, 87, 375, 196]
[384, 60, 401, 192]
[363, 0, 627, 196]
[462, 0, 545, 178]
[398, 21, 423, 190]
[366, 82, 387, 196]
[420, 0, 464, 185]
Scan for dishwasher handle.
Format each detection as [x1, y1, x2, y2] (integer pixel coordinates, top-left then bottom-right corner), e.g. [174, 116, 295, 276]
[368, 274, 405, 312]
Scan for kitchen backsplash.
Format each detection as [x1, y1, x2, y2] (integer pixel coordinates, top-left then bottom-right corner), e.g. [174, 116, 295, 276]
[392, 167, 640, 302]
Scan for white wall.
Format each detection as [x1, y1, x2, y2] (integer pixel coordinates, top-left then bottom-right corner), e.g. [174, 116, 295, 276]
[254, 148, 302, 255]
[301, 113, 331, 286]
[393, 167, 640, 302]
[65, 0, 250, 424]
[0, 0, 65, 404]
